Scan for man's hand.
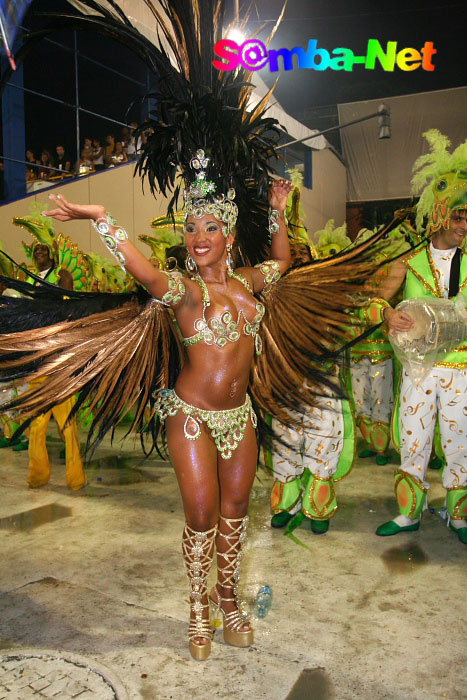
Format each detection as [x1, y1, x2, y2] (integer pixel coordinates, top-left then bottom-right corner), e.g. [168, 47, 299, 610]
[58, 268, 74, 291]
[384, 306, 414, 333]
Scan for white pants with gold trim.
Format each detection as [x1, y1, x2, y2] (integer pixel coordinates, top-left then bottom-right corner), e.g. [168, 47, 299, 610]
[271, 397, 344, 500]
[399, 368, 467, 489]
[350, 357, 393, 423]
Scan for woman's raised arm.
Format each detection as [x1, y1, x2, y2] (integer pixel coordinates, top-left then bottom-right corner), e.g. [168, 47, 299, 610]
[44, 193, 183, 301]
[249, 179, 293, 293]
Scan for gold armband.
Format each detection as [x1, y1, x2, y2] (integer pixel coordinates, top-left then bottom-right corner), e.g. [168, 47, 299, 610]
[255, 260, 281, 294]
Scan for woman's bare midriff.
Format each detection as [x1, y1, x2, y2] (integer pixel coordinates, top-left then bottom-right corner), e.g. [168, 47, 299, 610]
[174, 337, 254, 410]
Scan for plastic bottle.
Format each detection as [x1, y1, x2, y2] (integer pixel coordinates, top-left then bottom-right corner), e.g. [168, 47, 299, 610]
[253, 585, 272, 618]
[429, 506, 448, 521]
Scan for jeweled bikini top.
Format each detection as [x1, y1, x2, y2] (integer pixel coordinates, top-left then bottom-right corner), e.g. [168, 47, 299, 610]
[183, 270, 265, 355]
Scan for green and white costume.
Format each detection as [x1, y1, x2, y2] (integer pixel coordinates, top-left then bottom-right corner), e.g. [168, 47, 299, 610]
[377, 130, 467, 539]
[392, 242, 467, 495]
[268, 375, 355, 521]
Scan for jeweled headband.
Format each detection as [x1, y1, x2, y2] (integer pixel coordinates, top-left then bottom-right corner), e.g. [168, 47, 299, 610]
[183, 149, 238, 238]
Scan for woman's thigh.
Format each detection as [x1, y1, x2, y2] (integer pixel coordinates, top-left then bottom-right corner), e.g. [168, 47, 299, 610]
[166, 411, 220, 530]
[217, 419, 258, 518]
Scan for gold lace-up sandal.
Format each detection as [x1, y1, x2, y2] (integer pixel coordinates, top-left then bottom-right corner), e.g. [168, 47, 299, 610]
[210, 515, 254, 647]
[182, 523, 217, 660]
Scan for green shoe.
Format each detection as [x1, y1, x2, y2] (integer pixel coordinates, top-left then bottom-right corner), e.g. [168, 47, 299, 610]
[376, 454, 389, 466]
[359, 448, 377, 458]
[0, 436, 20, 448]
[12, 439, 28, 452]
[376, 519, 420, 536]
[271, 511, 293, 528]
[310, 519, 329, 534]
[449, 522, 467, 545]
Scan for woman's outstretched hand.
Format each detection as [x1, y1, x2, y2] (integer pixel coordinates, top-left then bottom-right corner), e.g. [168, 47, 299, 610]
[268, 178, 294, 212]
[42, 193, 105, 223]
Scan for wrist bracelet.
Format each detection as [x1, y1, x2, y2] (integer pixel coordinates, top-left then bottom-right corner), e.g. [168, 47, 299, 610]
[268, 207, 288, 243]
[363, 297, 391, 325]
[268, 208, 280, 237]
[92, 214, 128, 270]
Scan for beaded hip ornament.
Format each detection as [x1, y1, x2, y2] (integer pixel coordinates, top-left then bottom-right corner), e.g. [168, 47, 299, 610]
[154, 389, 257, 459]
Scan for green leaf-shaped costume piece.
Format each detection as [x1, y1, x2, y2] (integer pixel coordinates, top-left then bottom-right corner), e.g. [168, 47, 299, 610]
[138, 211, 185, 269]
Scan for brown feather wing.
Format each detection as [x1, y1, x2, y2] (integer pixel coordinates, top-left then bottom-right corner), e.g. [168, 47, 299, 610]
[0, 298, 182, 453]
[250, 220, 403, 427]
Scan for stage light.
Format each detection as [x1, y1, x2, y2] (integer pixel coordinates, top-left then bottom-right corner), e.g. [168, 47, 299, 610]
[227, 28, 245, 44]
[378, 104, 391, 139]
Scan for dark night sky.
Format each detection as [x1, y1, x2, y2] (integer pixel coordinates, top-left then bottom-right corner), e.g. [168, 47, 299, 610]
[235, 0, 466, 118]
[8, 0, 467, 158]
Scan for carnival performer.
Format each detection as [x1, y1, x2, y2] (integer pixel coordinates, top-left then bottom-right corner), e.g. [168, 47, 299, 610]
[26, 238, 86, 490]
[269, 371, 352, 534]
[267, 209, 354, 534]
[0, 0, 397, 660]
[350, 226, 410, 465]
[373, 130, 467, 544]
[43, 176, 291, 661]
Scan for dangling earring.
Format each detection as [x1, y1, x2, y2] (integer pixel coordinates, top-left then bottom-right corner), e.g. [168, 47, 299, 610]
[165, 256, 177, 272]
[226, 243, 234, 275]
[185, 255, 198, 274]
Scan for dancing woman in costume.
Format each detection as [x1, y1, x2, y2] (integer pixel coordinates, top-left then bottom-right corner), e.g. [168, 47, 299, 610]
[42, 175, 292, 659]
[0, 0, 400, 661]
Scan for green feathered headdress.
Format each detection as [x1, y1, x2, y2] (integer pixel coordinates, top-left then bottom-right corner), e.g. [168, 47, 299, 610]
[412, 129, 467, 234]
[13, 203, 57, 263]
[315, 220, 352, 258]
[139, 212, 185, 268]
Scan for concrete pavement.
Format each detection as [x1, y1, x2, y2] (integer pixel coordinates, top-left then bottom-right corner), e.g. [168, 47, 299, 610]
[0, 425, 465, 700]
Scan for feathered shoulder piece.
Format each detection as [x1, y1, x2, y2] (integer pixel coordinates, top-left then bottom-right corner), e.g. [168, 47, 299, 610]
[412, 129, 467, 234]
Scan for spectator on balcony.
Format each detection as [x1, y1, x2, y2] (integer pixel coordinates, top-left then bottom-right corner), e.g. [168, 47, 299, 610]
[26, 149, 40, 181]
[104, 134, 115, 167]
[77, 146, 93, 176]
[90, 137, 105, 171]
[126, 122, 142, 161]
[121, 126, 130, 154]
[109, 141, 128, 167]
[55, 145, 72, 176]
[38, 150, 54, 180]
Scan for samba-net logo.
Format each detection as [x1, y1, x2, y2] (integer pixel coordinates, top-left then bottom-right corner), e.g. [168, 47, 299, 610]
[213, 38, 436, 73]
